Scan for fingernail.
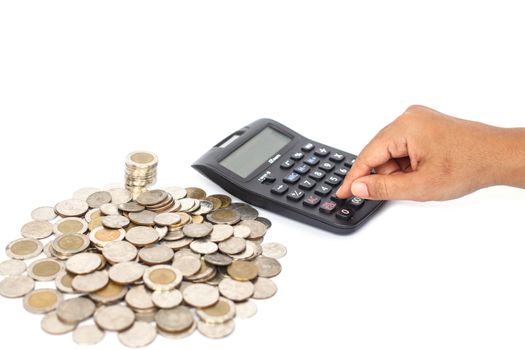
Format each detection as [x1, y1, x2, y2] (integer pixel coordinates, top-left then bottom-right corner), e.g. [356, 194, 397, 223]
[351, 182, 369, 197]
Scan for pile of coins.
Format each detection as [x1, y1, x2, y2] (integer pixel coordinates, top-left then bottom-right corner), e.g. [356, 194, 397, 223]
[0, 153, 287, 347]
[125, 151, 158, 196]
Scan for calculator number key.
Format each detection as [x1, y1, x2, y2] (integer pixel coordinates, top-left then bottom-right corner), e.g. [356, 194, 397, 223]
[334, 167, 348, 177]
[319, 162, 334, 171]
[325, 175, 341, 186]
[314, 184, 332, 196]
[335, 207, 353, 221]
[298, 178, 316, 190]
[309, 169, 326, 180]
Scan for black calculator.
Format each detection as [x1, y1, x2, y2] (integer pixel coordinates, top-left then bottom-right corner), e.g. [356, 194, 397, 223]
[192, 119, 385, 234]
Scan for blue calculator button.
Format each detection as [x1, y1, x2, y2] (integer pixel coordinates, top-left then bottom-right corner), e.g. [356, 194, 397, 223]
[283, 172, 301, 184]
[304, 156, 320, 166]
[294, 164, 310, 175]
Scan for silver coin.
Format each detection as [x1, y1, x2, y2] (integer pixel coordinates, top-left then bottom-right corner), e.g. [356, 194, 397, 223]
[236, 205, 259, 220]
[228, 240, 256, 260]
[31, 206, 57, 221]
[164, 186, 187, 200]
[102, 241, 138, 263]
[235, 300, 257, 319]
[233, 224, 251, 238]
[118, 321, 157, 348]
[138, 245, 174, 265]
[218, 237, 246, 255]
[73, 187, 100, 201]
[23, 288, 63, 314]
[171, 255, 201, 277]
[157, 320, 196, 339]
[125, 285, 154, 310]
[255, 216, 272, 228]
[108, 188, 132, 204]
[173, 247, 201, 260]
[190, 239, 218, 255]
[182, 222, 213, 238]
[73, 325, 105, 345]
[252, 277, 277, 299]
[197, 319, 235, 339]
[119, 201, 145, 213]
[153, 212, 181, 226]
[152, 289, 183, 309]
[65, 253, 102, 275]
[254, 256, 282, 278]
[94, 304, 135, 331]
[55, 199, 89, 217]
[86, 191, 112, 208]
[182, 283, 219, 308]
[239, 219, 267, 239]
[20, 220, 53, 239]
[203, 252, 233, 266]
[41, 311, 77, 335]
[6, 237, 43, 260]
[99, 203, 119, 216]
[143, 265, 183, 291]
[192, 200, 214, 215]
[178, 198, 197, 212]
[125, 226, 160, 246]
[210, 224, 234, 242]
[161, 237, 193, 250]
[207, 208, 241, 225]
[163, 229, 185, 241]
[262, 242, 287, 259]
[0, 275, 34, 298]
[72, 270, 109, 293]
[155, 306, 194, 333]
[155, 225, 169, 240]
[218, 279, 254, 301]
[28, 258, 65, 281]
[136, 189, 168, 206]
[56, 297, 96, 324]
[0, 259, 26, 276]
[109, 262, 145, 284]
[102, 215, 130, 229]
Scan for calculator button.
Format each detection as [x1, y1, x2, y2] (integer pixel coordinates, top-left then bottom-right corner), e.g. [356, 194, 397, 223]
[291, 152, 304, 160]
[335, 207, 353, 221]
[262, 176, 276, 184]
[314, 184, 332, 196]
[257, 171, 275, 184]
[319, 201, 337, 214]
[298, 178, 316, 190]
[303, 194, 321, 207]
[287, 189, 305, 202]
[344, 157, 356, 168]
[283, 172, 301, 184]
[271, 183, 289, 195]
[309, 169, 326, 180]
[294, 164, 311, 175]
[325, 175, 341, 186]
[314, 147, 330, 157]
[334, 167, 349, 177]
[280, 159, 295, 169]
[347, 196, 365, 209]
[304, 156, 320, 166]
[319, 161, 334, 171]
[330, 194, 346, 205]
[329, 152, 345, 163]
[301, 143, 315, 152]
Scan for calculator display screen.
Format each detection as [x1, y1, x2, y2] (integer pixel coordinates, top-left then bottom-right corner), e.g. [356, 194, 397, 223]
[219, 127, 291, 178]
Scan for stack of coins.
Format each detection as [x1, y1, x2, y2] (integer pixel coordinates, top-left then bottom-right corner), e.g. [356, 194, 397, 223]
[125, 151, 158, 197]
[0, 153, 287, 348]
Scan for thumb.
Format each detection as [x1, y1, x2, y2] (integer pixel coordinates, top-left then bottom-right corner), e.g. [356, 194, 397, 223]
[350, 172, 423, 201]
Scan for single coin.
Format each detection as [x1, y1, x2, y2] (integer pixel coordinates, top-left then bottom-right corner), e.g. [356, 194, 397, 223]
[254, 256, 282, 278]
[227, 260, 258, 281]
[171, 255, 201, 277]
[21, 220, 53, 239]
[95, 304, 135, 331]
[55, 271, 76, 293]
[125, 285, 154, 310]
[53, 217, 88, 236]
[218, 279, 254, 301]
[23, 288, 63, 314]
[54, 199, 89, 217]
[28, 258, 64, 281]
[0, 259, 26, 276]
[207, 208, 241, 225]
[119, 201, 145, 213]
[89, 281, 128, 304]
[192, 200, 214, 215]
[118, 321, 157, 348]
[102, 241, 138, 263]
[255, 216, 272, 228]
[182, 283, 219, 308]
[143, 265, 182, 291]
[109, 262, 145, 285]
[229, 240, 256, 260]
[162, 237, 193, 250]
[185, 187, 207, 200]
[185, 260, 216, 282]
[41, 311, 77, 335]
[240, 219, 267, 239]
[182, 222, 213, 238]
[31, 206, 57, 221]
[209, 194, 232, 208]
[154, 212, 181, 226]
[155, 306, 194, 333]
[85, 208, 101, 223]
[72, 270, 109, 293]
[136, 190, 168, 206]
[152, 289, 183, 309]
[262, 242, 287, 259]
[236, 205, 259, 220]
[73, 325, 105, 345]
[0, 275, 35, 298]
[164, 186, 187, 200]
[138, 245, 174, 265]
[73, 187, 100, 201]
[163, 229, 185, 241]
[100, 203, 120, 216]
[86, 191, 112, 208]
[196, 297, 236, 324]
[109, 188, 132, 204]
[56, 297, 96, 324]
[178, 198, 198, 212]
[102, 215, 130, 229]
[210, 224, 234, 242]
[235, 300, 257, 319]
[89, 226, 126, 247]
[190, 239, 218, 255]
[218, 237, 246, 255]
[203, 252, 233, 266]
[6, 237, 43, 260]
[65, 253, 102, 275]
[52, 233, 90, 256]
[205, 196, 222, 210]
[128, 210, 157, 226]
[252, 277, 277, 299]
[126, 226, 159, 246]
[233, 225, 251, 238]
[197, 319, 235, 339]
[157, 320, 196, 339]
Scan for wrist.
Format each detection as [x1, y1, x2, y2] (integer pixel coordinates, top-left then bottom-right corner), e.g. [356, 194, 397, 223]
[485, 127, 525, 188]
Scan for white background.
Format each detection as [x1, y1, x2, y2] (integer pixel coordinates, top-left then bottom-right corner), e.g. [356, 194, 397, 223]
[1, 1, 524, 349]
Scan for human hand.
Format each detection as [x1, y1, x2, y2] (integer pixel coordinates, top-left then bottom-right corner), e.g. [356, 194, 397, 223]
[336, 105, 525, 201]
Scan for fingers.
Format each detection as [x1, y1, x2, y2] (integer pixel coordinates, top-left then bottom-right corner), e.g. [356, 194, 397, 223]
[349, 172, 424, 200]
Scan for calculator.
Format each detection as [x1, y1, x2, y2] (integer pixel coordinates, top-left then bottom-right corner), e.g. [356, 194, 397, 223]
[192, 119, 385, 234]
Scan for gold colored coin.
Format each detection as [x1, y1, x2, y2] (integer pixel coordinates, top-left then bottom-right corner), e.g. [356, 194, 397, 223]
[23, 288, 63, 314]
[6, 238, 43, 259]
[28, 259, 64, 281]
[227, 260, 258, 281]
[209, 194, 232, 208]
[185, 187, 207, 200]
[205, 196, 222, 210]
